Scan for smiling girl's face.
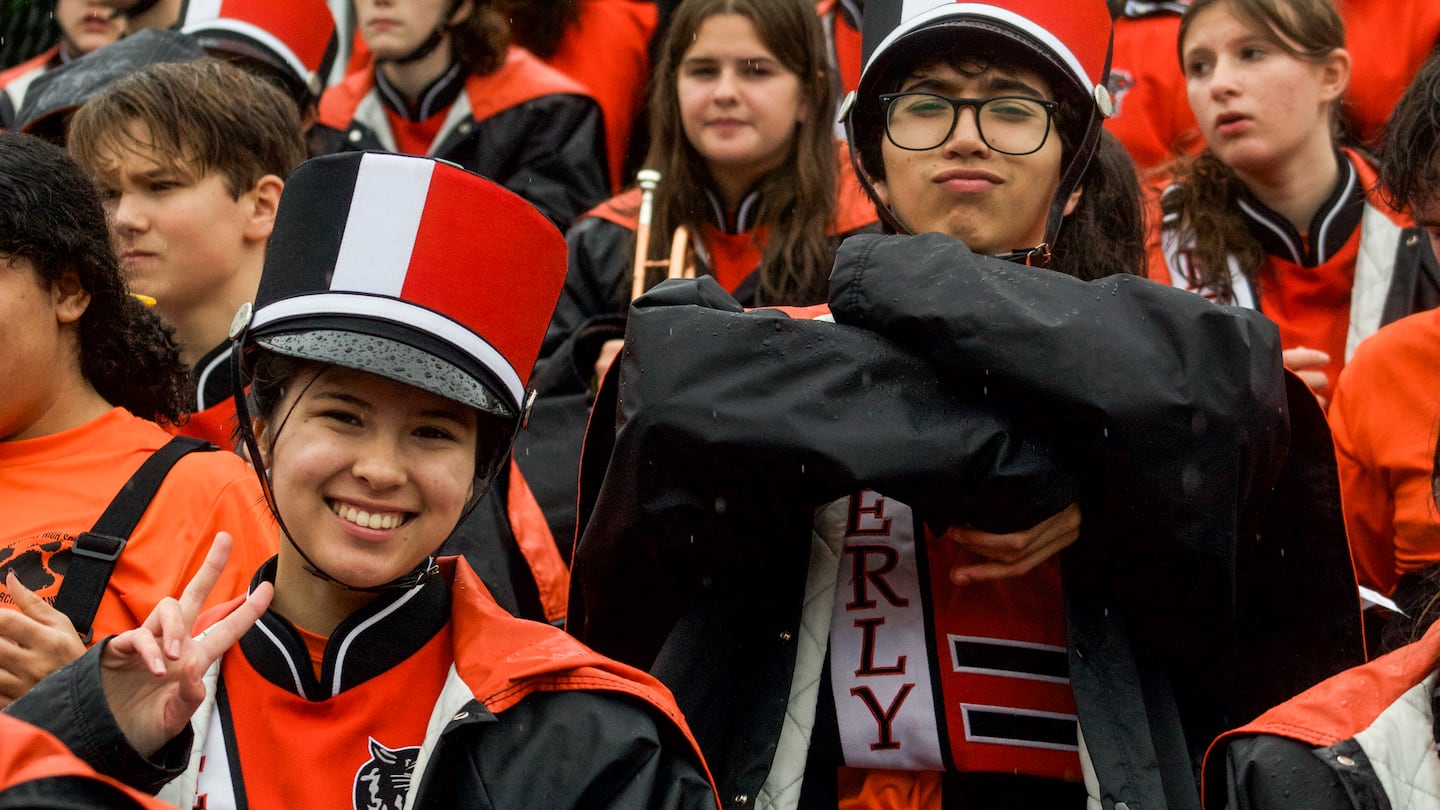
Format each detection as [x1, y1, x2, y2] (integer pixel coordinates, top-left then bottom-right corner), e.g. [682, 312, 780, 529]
[258, 364, 476, 624]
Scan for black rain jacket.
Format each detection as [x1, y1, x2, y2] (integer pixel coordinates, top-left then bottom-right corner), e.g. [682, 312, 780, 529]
[568, 232, 1365, 810]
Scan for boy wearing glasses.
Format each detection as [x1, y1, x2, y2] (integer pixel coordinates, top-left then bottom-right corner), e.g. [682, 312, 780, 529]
[568, 0, 1363, 808]
[868, 63, 1074, 259]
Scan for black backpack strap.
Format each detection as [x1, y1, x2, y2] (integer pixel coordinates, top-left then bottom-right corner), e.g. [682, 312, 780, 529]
[54, 436, 215, 643]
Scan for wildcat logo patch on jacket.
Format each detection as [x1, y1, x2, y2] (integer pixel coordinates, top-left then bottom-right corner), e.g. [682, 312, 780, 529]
[0, 533, 73, 604]
[353, 739, 420, 810]
[823, 490, 1082, 781]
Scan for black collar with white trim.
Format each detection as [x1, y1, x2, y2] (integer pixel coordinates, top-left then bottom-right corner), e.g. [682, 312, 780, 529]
[237, 557, 450, 701]
[193, 340, 236, 412]
[374, 61, 465, 122]
[1238, 151, 1364, 268]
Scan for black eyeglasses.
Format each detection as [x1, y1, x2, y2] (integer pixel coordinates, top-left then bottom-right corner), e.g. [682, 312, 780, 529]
[880, 93, 1059, 155]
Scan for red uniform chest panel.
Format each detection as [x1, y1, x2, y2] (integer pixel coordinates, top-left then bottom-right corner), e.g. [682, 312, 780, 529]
[1257, 235, 1359, 392]
[925, 528, 1078, 780]
[829, 491, 1079, 782]
[383, 105, 447, 158]
[206, 625, 452, 810]
[700, 225, 766, 294]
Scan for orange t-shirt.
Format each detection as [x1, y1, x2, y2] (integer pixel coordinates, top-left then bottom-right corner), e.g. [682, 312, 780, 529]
[0, 408, 277, 640]
[1330, 308, 1440, 595]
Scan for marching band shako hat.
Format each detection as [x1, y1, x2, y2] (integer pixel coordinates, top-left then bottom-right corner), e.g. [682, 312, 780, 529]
[843, 0, 1115, 260]
[178, 0, 339, 103]
[237, 151, 566, 424]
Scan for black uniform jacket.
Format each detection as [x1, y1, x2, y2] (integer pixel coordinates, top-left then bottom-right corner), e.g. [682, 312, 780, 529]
[1383, 225, 1440, 325]
[567, 232, 1365, 810]
[313, 47, 608, 230]
[8, 558, 719, 810]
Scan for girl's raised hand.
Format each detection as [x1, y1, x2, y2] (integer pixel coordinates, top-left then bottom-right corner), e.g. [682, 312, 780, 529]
[98, 532, 272, 758]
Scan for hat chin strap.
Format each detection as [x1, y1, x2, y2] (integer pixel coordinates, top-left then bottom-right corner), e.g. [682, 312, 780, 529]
[1018, 109, 1105, 269]
[377, 0, 465, 66]
[379, 26, 449, 66]
[844, 115, 913, 237]
[228, 339, 488, 594]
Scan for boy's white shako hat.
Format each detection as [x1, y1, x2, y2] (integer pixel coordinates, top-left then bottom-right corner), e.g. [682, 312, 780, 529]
[178, 0, 339, 103]
[235, 151, 565, 421]
[844, 0, 1115, 257]
[856, 0, 1113, 102]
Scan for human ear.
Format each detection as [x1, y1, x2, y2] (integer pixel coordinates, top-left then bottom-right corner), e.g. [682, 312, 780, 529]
[250, 415, 275, 470]
[1318, 47, 1352, 104]
[872, 178, 891, 208]
[447, 0, 473, 26]
[1063, 184, 1083, 217]
[243, 175, 285, 244]
[51, 271, 92, 325]
[794, 90, 811, 125]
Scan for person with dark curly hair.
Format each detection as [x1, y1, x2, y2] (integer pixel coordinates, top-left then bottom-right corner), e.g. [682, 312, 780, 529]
[0, 131, 276, 709]
[315, 0, 609, 229]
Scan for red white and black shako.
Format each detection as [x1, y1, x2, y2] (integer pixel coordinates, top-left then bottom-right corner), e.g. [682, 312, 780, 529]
[853, 0, 1113, 106]
[179, 0, 339, 103]
[236, 150, 567, 425]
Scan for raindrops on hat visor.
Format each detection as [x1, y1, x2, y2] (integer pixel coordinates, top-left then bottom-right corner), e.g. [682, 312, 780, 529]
[258, 330, 513, 418]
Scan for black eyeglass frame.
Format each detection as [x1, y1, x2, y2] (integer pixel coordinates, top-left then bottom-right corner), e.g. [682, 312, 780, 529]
[879, 92, 1061, 156]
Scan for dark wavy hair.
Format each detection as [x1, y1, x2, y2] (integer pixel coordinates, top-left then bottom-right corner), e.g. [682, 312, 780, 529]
[637, 0, 838, 307]
[1165, 0, 1346, 301]
[1051, 130, 1149, 280]
[450, 0, 512, 76]
[493, 0, 579, 59]
[0, 131, 190, 424]
[1379, 49, 1440, 213]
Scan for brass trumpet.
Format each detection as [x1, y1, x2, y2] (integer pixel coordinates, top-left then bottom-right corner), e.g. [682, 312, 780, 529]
[630, 169, 696, 302]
